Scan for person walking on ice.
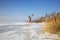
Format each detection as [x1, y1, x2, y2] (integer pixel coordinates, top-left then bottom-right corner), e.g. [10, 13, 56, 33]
[28, 16, 31, 22]
[28, 14, 34, 22]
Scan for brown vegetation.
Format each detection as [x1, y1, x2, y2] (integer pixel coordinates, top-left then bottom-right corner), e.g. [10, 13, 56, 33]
[41, 12, 60, 34]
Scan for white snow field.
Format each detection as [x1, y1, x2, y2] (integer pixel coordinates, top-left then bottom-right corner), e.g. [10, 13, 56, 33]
[0, 22, 60, 40]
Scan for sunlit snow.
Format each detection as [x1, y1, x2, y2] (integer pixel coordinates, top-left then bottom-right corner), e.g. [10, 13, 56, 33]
[0, 22, 60, 40]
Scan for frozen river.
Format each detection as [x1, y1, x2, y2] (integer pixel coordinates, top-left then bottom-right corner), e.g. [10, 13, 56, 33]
[0, 22, 60, 40]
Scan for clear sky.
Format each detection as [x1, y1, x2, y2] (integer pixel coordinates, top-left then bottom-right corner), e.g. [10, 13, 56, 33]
[0, 0, 60, 22]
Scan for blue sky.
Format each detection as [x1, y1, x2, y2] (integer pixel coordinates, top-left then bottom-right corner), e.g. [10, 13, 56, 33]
[0, 0, 60, 22]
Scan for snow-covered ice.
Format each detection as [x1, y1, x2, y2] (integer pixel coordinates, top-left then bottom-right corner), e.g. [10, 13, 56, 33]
[0, 22, 60, 40]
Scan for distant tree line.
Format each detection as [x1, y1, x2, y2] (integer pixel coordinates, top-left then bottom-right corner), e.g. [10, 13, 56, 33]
[32, 12, 60, 23]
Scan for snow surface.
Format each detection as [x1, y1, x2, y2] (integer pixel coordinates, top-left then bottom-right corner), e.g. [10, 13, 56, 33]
[0, 22, 60, 40]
